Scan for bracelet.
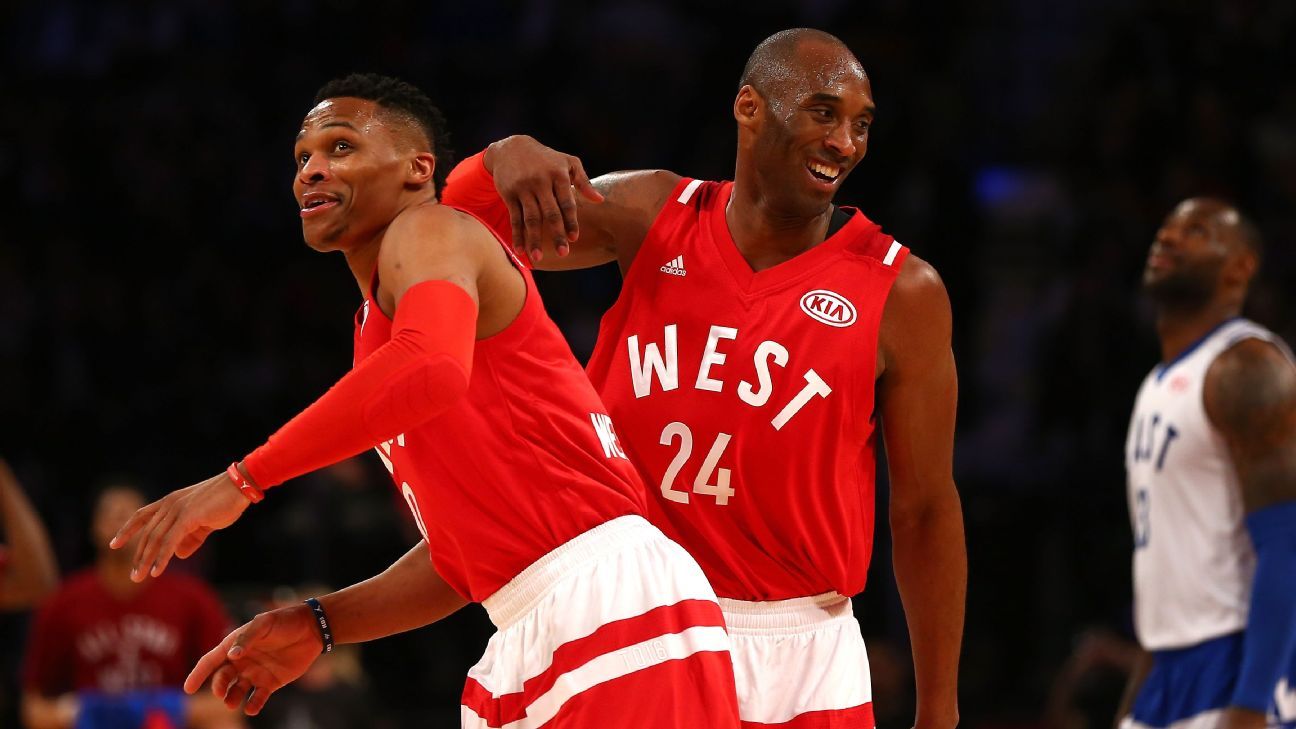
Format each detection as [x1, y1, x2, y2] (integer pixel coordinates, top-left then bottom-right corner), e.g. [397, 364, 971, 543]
[304, 597, 334, 654]
[226, 462, 264, 504]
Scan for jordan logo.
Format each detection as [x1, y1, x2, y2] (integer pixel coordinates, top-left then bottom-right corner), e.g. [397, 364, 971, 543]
[660, 255, 687, 277]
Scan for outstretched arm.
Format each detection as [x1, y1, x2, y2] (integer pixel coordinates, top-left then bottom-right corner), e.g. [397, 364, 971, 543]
[186, 543, 466, 716]
[114, 206, 486, 581]
[877, 255, 966, 729]
[1204, 337, 1296, 729]
[0, 458, 58, 610]
[443, 136, 679, 273]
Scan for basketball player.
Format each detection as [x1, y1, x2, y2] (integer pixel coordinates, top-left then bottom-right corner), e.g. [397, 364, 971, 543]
[1118, 198, 1296, 729]
[110, 73, 740, 728]
[442, 29, 965, 728]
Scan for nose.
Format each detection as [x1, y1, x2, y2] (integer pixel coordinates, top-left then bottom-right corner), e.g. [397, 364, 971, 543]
[824, 121, 857, 159]
[1154, 222, 1180, 249]
[298, 155, 332, 185]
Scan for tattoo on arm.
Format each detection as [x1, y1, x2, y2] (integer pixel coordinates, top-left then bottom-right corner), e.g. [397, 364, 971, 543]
[1205, 338, 1296, 511]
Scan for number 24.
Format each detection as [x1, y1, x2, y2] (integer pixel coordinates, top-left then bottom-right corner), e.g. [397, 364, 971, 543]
[658, 422, 736, 506]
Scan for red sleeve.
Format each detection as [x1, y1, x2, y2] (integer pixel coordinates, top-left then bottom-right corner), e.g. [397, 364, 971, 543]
[243, 280, 477, 489]
[22, 592, 73, 695]
[443, 151, 514, 244]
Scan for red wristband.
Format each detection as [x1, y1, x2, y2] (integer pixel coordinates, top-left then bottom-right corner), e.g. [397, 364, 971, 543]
[227, 462, 264, 504]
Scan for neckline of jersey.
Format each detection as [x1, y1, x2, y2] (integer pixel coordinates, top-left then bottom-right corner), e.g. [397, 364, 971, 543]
[1154, 316, 1244, 382]
[708, 182, 871, 294]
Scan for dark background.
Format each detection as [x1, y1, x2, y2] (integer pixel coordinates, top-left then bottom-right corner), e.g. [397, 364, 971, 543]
[2, 0, 1295, 726]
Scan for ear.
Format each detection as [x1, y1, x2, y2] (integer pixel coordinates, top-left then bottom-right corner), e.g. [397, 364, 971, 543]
[734, 85, 762, 130]
[1232, 249, 1259, 286]
[408, 152, 436, 187]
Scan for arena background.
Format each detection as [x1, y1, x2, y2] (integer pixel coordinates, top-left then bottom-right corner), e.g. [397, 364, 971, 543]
[2, 0, 1294, 726]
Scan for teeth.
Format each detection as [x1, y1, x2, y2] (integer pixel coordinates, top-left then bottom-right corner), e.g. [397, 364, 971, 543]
[809, 162, 840, 180]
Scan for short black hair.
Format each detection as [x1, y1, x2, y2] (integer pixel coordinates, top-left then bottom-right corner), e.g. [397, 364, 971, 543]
[739, 28, 857, 95]
[314, 73, 454, 196]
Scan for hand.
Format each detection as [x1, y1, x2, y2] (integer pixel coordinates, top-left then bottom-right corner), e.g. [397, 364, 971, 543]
[185, 605, 323, 716]
[1218, 707, 1266, 729]
[110, 471, 250, 581]
[484, 135, 604, 264]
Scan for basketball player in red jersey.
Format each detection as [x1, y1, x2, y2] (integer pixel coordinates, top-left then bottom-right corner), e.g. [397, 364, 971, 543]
[441, 28, 966, 728]
[109, 73, 740, 728]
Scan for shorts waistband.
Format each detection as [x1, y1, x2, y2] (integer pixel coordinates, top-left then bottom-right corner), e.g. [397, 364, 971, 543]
[482, 515, 660, 629]
[718, 592, 853, 633]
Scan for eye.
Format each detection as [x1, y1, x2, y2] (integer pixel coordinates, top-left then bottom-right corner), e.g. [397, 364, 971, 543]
[333, 140, 352, 153]
[854, 120, 870, 133]
[297, 152, 310, 168]
[809, 107, 833, 121]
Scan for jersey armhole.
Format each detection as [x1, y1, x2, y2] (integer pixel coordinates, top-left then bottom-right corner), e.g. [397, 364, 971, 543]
[617, 177, 706, 289]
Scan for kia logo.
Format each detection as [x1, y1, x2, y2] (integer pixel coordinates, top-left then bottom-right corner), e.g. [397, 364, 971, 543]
[799, 290, 857, 328]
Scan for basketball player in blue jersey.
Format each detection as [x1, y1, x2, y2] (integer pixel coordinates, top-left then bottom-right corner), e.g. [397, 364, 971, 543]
[1118, 198, 1296, 729]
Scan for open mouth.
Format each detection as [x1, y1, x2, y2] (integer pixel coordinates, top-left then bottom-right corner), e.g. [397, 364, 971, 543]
[806, 160, 842, 184]
[300, 192, 340, 217]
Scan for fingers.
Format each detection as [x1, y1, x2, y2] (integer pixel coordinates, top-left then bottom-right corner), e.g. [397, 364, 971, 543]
[517, 193, 545, 264]
[176, 528, 211, 559]
[186, 628, 239, 693]
[536, 184, 570, 257]
[245, 684, 272, 716]
[109, 502, 157, 550]
[569, 157, 604, 206]
[133, 506, 180, 580]
[552, 178, 578, 255]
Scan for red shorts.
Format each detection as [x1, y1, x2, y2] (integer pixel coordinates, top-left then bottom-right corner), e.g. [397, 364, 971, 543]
[460, 515, 740, 728]
[720, 593, 875, 728]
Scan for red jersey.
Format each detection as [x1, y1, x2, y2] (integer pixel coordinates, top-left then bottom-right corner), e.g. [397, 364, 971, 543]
[355, 213, 645, 602]
[23, 569, 231, 695]
[585, 179, 908, 601]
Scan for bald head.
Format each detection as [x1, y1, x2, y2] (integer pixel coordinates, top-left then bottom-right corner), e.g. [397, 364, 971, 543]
[1181, 197, 1264, 260]
[739, 29, 864, 99]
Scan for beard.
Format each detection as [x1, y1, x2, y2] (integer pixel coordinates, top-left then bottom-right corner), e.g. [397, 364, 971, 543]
[1143, 263, 1219, 311]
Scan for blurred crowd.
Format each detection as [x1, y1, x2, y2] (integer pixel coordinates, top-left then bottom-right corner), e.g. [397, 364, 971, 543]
[2, 0, 1294, 727]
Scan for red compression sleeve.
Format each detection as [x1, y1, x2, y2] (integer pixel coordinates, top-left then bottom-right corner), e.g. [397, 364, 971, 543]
[443, 151, 515, 244]
[242, 280, 476, 489]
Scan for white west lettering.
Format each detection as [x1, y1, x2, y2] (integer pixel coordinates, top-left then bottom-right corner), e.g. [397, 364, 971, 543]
[628, 325, 679, 398]
[738, 340, 789, 407]
[590, 413, 628, 459]
[695, 325, 738, 392]
[771, 369, 833, 430]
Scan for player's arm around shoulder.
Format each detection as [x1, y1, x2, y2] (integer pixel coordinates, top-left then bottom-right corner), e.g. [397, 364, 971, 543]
[481, 135, 680, 273]
[876, 253, 966, 729]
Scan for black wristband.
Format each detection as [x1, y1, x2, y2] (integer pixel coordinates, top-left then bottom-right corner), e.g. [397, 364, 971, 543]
[304, 597, 334, 654]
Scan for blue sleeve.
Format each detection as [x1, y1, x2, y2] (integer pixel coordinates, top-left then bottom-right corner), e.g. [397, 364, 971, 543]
[1231, 500, 1296, 712]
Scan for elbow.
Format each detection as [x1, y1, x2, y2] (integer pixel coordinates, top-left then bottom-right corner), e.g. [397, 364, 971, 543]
[890, 481, 964, 533]
[361, 353, 471, 439]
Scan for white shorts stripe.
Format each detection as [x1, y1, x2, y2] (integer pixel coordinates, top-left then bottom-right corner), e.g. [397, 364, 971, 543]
[468, 517, 720, 696]
[461, 625, 729, 729]
[882, 240, 902, 266]
[677, 179, 704, 205]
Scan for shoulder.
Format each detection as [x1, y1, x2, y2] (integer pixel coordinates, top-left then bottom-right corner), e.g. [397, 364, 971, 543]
[883, 254, 952, 337]
[878, 254, 952, 373]
[380, 202, 501, 270]
[1204, 336, 1296, 431]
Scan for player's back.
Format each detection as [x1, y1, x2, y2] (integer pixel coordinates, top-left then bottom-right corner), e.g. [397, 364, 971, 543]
[355, 209, 646, 603]
[585, 178, 909, 601]
[1126, 317, 1293, 650]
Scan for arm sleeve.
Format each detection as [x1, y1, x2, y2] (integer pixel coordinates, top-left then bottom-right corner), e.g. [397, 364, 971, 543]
[242, 280, 477, 489]
[442, 151, 515, 244]
[1231, 499, 1296, 711]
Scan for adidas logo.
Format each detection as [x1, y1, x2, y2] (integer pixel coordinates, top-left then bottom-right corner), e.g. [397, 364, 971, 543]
[659, 255, 687, 277]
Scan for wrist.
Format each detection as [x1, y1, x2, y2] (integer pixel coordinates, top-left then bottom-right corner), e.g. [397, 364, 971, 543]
[304, 596, 335, 653]
[226, 461, 264, 504]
